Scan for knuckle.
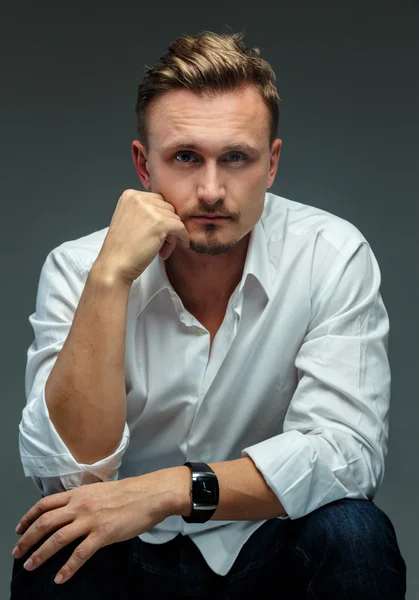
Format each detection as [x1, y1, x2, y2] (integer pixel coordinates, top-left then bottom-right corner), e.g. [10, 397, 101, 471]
[97, 521, 112, 539]
[52, 529, 67, 547]
[38, 497, 50, 511]
[74, 544, 88, 560]
[151, 214, 165, 231]
[30, 553, 40, 568]
[60, 564, 72, 579]
[20, 515, 29, 530]
[78, 496, 93, 511]
[36, 514, 50, 532]
[119, 189, 137, 206]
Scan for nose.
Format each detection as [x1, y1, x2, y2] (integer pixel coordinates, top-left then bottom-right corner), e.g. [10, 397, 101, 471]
[197, 162, 225, 204]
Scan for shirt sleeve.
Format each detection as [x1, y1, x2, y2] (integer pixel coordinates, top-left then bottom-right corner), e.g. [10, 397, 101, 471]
[19, 247, 130, 496]
[242, 240, 390, 520]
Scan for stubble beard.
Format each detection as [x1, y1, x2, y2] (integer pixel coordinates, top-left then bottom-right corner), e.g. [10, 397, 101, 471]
[189, 224, 238, 255]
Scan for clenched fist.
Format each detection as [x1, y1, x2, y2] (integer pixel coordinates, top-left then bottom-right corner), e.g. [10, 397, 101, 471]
[96, 190, 190, 285]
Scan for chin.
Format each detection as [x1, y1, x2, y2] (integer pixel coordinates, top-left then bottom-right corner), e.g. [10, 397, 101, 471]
[189, 238, 238, 256]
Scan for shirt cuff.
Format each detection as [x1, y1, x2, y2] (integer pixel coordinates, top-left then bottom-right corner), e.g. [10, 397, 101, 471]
[242, 430, 349, 520]
[19, 387, 130, 489]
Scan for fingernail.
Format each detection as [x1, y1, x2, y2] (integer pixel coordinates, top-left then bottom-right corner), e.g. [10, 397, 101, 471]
[23, 558, 33, 570]
[15, 524, 23, 534]
[54, 573, 63, 584]
[12, 546, 20, 558]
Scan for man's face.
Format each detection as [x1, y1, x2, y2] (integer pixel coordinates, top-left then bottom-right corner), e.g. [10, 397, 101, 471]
[133, 84, 281, 255]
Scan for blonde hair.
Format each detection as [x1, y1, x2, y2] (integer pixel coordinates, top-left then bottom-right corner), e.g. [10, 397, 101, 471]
[135, 31, 280, 146]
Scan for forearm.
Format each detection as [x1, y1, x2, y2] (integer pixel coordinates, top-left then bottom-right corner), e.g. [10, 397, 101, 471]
[162, 457, 287, 521]
[45, 259, 132, 465]
[209, 457, 287, 520]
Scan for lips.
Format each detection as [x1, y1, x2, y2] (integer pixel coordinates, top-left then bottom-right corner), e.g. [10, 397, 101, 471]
[191, 216, 230, 224]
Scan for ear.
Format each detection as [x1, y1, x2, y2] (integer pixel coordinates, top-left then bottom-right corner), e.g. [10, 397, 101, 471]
[132, 140, 151, 190]
[266, 138, 282, 189]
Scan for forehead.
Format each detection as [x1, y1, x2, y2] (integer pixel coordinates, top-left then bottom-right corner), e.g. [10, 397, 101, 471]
[146, 85, 271, 150]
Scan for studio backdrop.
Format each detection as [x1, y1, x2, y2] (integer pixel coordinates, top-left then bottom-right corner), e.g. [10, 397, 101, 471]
[1, 0, 418, 597]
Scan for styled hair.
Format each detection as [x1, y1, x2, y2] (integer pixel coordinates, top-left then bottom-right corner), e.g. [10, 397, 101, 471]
[135, 31, 280, 146]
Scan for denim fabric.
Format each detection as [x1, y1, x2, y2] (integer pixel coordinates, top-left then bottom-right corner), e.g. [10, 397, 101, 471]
[10, 498, 406, 599]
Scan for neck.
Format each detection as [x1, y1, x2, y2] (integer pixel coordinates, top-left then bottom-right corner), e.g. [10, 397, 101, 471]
[164, 234, 250, 312]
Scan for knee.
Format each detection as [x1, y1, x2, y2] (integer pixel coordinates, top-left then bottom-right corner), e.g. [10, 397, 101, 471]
[296, 498, 405, 569]
[291, 499, 407, 598]
[300, 499, 394, 550]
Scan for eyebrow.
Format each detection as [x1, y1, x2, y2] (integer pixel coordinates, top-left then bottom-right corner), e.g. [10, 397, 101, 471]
[161, 140, 261, 156]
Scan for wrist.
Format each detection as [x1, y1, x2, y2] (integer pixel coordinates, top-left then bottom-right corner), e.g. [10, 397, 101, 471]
[157, 466, 192, 518]
[119, 466, 191, 521]
[182, 462, 219, 523]
[90, 257, 135, 289]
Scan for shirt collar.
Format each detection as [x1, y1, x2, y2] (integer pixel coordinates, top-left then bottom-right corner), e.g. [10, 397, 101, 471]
[237, 217, 273, 300]
[135, 216, 273, 317]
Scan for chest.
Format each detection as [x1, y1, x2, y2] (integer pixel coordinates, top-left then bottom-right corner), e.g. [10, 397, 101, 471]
[124, 290, 307, 466]
[190, 308, 228, 352]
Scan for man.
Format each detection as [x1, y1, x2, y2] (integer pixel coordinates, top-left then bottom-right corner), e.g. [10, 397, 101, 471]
[11, 31, 406, 598]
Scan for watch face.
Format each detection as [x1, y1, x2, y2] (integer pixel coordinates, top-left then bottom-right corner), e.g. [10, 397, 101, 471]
[192, 472, 219, 506]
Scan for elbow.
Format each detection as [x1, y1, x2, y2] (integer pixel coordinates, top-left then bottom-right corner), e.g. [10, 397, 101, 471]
[358, 442, 386, 499]
[309, 428, 386, 500]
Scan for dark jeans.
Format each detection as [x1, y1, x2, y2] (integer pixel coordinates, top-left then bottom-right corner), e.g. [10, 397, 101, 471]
[10, 498, 406, 599]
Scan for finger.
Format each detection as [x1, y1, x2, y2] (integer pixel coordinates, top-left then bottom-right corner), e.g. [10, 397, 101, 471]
[20, 521, 91, 580]
[153, 198, 177, 213]
[14, 506, 73, 559]
[53, 532, 102, 585]
[156, 208, 182, 223]
[141, 194, 177, 213]
[16, 493, 70, 535]
[150, 195, 180, 214]
[168, 221, 190, 249]
[161, 208, 182, 219]
[159, 235, 177, 260]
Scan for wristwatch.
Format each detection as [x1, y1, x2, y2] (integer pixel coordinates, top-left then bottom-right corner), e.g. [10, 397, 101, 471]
[183, 461, 219, 523]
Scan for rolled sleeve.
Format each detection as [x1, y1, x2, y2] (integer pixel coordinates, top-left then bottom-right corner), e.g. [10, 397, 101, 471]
[242, 241, 390, 520]
[20, 247, 130, 495]
[20, 388, 130, 494]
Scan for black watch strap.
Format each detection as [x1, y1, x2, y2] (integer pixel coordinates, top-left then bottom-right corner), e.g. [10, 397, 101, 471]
[183, 461, 219, 523]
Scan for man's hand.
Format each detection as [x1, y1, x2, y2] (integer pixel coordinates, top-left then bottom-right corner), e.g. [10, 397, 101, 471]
[96, 189, 191, 286]
[12, 468, 191, 585]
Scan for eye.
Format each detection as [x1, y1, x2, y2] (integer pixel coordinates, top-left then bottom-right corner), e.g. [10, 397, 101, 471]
[175, 151, 199, 164]
[223, 152, 247, 164]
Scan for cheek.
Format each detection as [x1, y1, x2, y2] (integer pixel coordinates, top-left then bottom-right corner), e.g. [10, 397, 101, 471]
[151, 178, 192, 217]
[254, 161, 271, 185]
[150, 164, 189, 196]
[237, 161, 269, 187]
[240, 170, 269, 203]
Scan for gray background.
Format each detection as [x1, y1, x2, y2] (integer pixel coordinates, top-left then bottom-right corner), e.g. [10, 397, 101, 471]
[2, 0, 418, 597]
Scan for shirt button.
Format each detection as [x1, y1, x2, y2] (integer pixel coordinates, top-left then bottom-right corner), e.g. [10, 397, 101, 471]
[195, 327, 205, 336]
[171, 295, 178, 303]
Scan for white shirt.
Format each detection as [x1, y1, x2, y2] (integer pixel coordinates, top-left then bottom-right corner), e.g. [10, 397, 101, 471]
[19, 192, 390, 576]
